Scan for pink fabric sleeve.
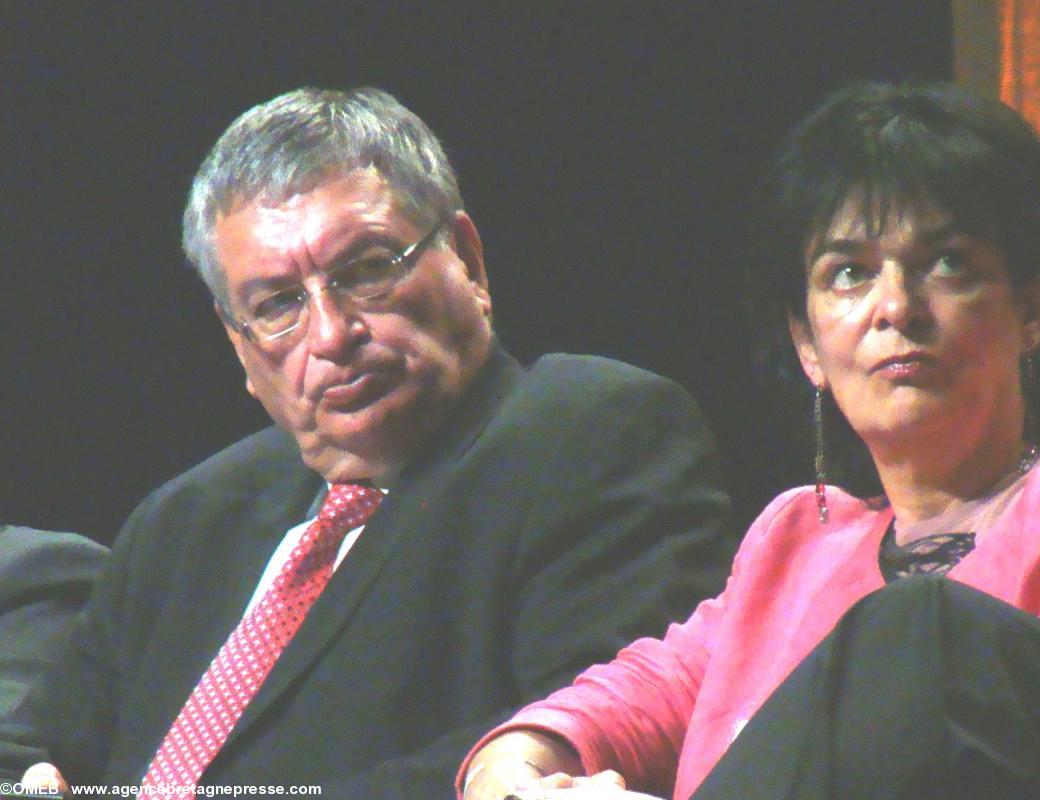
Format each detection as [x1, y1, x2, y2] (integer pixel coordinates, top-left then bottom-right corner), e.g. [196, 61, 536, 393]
[455, 539, 749, 798]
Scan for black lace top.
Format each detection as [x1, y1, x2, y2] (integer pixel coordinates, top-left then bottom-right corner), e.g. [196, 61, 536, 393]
[878, 521, 975, 582]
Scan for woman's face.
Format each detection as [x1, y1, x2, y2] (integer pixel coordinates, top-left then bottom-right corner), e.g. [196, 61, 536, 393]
[789, 194, 1040, 452]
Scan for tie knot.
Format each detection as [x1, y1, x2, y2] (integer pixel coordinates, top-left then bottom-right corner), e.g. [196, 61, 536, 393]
[318, 483, 383, 528]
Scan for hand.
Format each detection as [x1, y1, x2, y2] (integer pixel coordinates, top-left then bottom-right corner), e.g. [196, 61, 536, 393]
[21, 762, 68, 793]
[462, 731, 583, 800]
[508, 770, 662, 800]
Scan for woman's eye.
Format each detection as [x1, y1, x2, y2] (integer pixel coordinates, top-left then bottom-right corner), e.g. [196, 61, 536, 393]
[932, 251, 967, 277]
[828, 262, 869, 290]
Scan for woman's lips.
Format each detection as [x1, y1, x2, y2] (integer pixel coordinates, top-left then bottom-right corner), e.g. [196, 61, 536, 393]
[871, 353, 939, 380]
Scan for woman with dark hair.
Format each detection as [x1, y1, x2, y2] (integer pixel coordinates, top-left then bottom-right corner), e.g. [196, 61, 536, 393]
[457, 82, 1040, 800]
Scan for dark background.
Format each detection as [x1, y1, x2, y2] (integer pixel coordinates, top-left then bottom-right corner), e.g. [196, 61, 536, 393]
[4, 1, 951, 545]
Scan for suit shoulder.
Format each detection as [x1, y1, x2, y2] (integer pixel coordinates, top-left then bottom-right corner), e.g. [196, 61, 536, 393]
[499, 353, 713, 457]
[0, 527, 107, 598]
[527, 353, 674, 389]
[522, 353, 692, 410]
[0, 526, 108, 559]
[143, 426, 305, 506]
[172, 426, 297, 480]
[117, 426, 316, 560]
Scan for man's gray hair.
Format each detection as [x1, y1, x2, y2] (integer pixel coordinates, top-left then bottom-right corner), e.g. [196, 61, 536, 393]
[183, 86, 463, 303]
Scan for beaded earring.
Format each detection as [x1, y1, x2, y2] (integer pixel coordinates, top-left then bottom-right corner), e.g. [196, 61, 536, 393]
[814, 386, 828, 523]
[1024, 352, 1038, 444]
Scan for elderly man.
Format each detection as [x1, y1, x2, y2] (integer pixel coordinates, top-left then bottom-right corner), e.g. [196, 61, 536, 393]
[1, 88, 732, 797]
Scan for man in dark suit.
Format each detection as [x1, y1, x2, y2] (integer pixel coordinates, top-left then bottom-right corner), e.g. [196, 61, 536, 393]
[0, 527, 106, 718]
[1, 87, 732, 797]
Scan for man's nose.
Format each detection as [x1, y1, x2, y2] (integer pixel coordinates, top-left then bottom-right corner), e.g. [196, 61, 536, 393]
[306, 289, 367, 358]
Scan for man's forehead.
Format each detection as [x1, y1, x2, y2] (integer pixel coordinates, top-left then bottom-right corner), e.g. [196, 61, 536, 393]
[228, 168, 392, 217]
[215, 169, 409, 255]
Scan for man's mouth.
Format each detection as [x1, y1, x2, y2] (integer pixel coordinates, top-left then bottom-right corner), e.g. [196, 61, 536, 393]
[318, 370, 396, 411]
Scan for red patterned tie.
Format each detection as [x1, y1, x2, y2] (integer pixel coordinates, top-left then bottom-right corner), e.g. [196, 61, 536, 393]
[140, 483, 382, 789]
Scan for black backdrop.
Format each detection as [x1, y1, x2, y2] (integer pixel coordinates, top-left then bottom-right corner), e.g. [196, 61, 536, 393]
[4, 1, 952, 545]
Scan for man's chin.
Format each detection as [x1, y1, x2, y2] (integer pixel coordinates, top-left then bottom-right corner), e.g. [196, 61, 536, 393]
[295, 382, 451, 481]
[296, 422, 411, 483]
[299, 445, 393, 484]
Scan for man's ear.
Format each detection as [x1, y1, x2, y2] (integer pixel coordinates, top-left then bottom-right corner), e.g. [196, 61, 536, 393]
[787, 310, 826, 389]
[449, 211, 492, 320]
[215, 302, 258, 398]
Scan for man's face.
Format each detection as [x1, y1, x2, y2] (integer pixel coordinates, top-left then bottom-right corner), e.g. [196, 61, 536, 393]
[214, 169, 494, 481]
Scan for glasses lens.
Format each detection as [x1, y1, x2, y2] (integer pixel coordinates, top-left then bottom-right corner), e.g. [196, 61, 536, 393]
[250, 291, 304, 338]
[244, 222, 442, 344]
[329, 253, 404, 302]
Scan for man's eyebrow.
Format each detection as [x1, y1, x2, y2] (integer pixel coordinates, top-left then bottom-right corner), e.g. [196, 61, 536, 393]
[237, 271, 301, 300]
[234, 231, 407, 300]
[327, 231, 403, 265]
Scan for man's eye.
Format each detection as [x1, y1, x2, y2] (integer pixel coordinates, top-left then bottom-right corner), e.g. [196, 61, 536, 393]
[253, 290, 303, 322]
[332, 253, 399, 289]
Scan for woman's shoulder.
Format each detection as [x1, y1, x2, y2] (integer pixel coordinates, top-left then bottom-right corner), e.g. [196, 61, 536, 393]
[745, 484, 887, 545]
[1001, 459, 1040, 522]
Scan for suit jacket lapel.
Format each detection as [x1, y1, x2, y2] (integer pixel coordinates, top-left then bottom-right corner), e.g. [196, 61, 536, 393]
[130, 434, 323, 778]
[221, 343, 524, 750]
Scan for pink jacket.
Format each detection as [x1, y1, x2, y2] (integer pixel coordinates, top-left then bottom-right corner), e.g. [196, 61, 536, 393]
[460, 470, 1040, 799]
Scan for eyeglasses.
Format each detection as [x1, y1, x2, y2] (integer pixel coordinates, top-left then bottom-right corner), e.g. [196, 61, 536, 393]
[223, 220, 446, 345]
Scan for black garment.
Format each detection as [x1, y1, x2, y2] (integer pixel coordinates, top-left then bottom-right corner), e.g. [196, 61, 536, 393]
[691, 575, 1040, 800]
[878, 522, 976, 581]
[0, 527, 107, 718]
[0, 347, 733, 799]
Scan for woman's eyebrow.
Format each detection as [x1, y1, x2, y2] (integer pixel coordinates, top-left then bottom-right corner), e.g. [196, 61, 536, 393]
[915, 223, 960, 246]
[808, 237, 869, 265]
[808, 223, 962, 265]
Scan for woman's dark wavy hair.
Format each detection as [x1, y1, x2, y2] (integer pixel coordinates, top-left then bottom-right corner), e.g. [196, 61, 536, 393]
[745, 81, 1040, 498]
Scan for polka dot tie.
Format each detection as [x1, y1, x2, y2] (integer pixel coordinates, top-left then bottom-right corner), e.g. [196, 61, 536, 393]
[140, 483, 382, 790]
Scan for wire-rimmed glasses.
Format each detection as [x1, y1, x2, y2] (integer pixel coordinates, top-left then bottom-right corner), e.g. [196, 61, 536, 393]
[222, 219, 446, 347]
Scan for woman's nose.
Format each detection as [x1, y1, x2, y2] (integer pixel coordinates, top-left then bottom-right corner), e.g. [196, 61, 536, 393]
[872, 264, 928, 332]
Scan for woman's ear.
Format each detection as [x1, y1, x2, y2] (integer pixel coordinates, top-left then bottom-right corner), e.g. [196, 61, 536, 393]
[787, 310, 826, 389]
[1019, 277, 1040, 354]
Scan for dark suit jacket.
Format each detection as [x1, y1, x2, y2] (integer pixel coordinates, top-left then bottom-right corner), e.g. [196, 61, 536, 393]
[1, 348, 732, 797]
[0, 527, 107, 718]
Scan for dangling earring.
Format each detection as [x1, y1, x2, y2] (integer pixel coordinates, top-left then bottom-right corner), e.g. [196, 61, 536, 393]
[1024, 351, 1038, 444]
[814, 385, 828, 523]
